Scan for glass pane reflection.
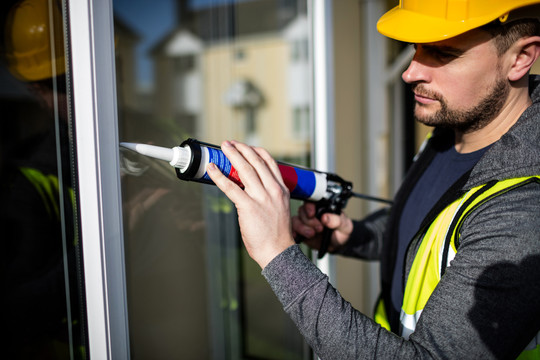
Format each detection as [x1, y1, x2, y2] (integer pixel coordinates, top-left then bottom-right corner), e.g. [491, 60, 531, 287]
[115, 1, 311, 359]
[0, 0, 87, 358]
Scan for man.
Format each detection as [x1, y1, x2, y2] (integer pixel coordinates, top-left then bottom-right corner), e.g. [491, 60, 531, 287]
[207, 0, 540, 358]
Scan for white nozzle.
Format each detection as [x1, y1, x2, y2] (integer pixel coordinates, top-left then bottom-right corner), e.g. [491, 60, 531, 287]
[120, 142, 191, 170]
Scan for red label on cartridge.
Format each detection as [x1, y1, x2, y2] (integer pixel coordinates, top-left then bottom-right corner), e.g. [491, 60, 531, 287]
[228, 166, 242, 187]
[278, 164, 298, 193]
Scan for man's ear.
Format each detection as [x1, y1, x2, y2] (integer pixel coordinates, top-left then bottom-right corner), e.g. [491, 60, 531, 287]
[508, 36, 540, 82]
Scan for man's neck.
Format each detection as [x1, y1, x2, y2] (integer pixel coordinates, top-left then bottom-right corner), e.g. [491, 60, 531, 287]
[454, 87, 532, 153]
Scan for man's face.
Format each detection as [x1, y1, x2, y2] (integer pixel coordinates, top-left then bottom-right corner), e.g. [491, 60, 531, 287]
[402, 29, 510, 134]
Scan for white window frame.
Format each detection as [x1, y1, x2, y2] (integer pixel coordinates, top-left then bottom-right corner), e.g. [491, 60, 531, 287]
[68, 0, 130, 358]
[310, 0, 336, 280]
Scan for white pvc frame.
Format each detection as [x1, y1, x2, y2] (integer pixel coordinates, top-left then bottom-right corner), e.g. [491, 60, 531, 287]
[310, 0, 336, 281]
[68, 0, 130, 358]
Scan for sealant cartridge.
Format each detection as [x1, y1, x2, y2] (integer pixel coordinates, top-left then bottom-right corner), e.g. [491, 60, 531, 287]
[120, 138, 347, 203]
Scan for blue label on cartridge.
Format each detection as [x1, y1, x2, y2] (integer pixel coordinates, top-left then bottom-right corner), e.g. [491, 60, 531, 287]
[203, 147, 233, 180]
[291, 168, 316, 199]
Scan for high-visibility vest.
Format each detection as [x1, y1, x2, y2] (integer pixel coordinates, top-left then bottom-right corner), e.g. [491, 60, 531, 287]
[20, 166, 77, 244]
[19, 166, 84, 356]
[376, 176, 540, 359]
[20, 166, 62, 219]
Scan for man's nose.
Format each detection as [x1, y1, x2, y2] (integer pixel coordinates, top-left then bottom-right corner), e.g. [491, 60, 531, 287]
[402, 54, 431, 84]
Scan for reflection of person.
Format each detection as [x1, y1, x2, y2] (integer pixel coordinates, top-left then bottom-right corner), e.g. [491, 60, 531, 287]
[207, 1, 540, 359]
[1, 0, 83, 358]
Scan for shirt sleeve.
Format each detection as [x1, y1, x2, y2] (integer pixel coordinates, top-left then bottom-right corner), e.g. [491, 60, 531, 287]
[333, 207, 389, 260]
[261, 182, 540, 359]
[262, 245, 424, 359]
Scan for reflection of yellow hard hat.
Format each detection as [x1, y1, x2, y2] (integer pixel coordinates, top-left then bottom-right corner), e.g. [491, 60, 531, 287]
[5, 0, 65, 81]
[377, 0, 540, 43]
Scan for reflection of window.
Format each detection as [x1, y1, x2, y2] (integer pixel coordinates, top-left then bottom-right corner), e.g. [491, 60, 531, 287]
[293, 106, 310, 139]
[174, 55, 195, 72]
[234, 48, 246, 61]
[291, 39, 308, 62]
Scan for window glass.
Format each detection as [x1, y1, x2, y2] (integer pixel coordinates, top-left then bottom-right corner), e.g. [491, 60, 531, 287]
[0, 0, 87, 358]
[114, 0, 312, 358]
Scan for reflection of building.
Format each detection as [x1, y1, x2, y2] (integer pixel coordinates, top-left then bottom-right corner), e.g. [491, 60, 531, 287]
[151, 29, 203, 137]
[150, 0, 310, 160]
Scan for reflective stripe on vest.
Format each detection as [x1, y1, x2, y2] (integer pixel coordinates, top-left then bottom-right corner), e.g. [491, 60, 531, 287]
[20, 166, 61, 219]
[399, 175, 540, 358]
[19, 166, 78, 246]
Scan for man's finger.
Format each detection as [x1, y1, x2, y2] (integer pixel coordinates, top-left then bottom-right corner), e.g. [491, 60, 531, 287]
[220, 141, 268, 196]
[320, 212, 343, 230]
[252, 145, 287, 189]
[206, 162, 246, 205]
[229, 141, 284, 195]
[292, 216, 317, 238]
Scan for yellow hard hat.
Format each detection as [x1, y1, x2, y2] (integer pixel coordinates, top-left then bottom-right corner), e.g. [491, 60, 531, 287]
[377, 0, 540, 43]
[5, 0, 66, 82]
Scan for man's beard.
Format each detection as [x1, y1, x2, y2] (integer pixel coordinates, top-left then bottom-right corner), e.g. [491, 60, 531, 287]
[412, 77, 510, 134]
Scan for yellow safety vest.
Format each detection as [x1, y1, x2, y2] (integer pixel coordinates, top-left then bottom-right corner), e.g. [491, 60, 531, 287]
[19, 166, 85, 357]
[376, 176, 540, 359]
[20, 166, 78, 245]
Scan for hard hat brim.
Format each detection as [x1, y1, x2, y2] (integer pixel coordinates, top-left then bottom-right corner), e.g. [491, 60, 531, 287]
[377, 1, 540, 43]
[376, 6, 495, 43]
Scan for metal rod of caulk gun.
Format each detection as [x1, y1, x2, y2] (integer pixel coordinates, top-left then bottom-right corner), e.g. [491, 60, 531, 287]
[351, 192, 393, 205]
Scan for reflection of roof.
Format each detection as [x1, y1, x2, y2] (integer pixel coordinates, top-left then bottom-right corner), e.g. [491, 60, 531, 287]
[282, 15, 308, 40]
[151, 29, 203, 57]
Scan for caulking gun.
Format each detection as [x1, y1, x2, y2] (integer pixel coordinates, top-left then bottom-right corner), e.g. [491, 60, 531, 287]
[120, 138, 392, 258]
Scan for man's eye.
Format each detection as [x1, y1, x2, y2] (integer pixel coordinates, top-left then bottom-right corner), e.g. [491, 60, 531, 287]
[433, 50, 457, 62]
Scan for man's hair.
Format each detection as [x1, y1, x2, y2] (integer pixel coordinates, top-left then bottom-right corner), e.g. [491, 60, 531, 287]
[480, 18, 540, 56]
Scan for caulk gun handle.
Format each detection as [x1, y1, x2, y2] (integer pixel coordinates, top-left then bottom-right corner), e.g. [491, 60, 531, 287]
[315, 204, 340, 259]
[294, 202, 337, 259]
[317, 226, 333, 259]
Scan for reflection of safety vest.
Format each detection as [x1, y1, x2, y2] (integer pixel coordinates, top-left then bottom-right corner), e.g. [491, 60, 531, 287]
[375, 176, 540, 359]
[19, 166, 85, 357]
[20, 166, 62, 219]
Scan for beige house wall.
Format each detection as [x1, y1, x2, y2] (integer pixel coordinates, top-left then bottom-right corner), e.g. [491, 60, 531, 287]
[202, 36, 310, 158]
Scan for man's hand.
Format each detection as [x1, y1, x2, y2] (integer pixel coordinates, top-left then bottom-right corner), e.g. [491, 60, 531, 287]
[292, 202, 353, 253]
[206, 141, 295, 269]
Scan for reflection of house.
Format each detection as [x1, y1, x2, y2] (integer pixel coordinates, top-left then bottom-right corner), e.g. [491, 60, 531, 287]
[151, 0, 310, 160]
[151, 30, 203, 137]
[284, 15, 310, 142]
